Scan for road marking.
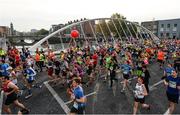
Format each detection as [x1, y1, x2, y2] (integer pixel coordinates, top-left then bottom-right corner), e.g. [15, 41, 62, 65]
[163, 108, 169, 115]
[46, 77, 63, 83]
[65, 91, 96, 105]
[120, 76, 138, 83]
[149, 80, 164, 91]
[0, 91, 4, 115]
[44, 81, 70, 114]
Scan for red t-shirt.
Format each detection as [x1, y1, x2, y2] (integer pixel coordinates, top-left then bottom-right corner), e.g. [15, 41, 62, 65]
[92, 54, 98, 65]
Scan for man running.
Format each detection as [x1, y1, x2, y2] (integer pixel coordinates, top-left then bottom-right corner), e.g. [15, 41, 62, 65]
[164, 70, 180, 114]
[70, 78, 86, 114]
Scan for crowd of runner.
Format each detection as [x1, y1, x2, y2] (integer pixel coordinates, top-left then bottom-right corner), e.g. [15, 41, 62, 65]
[0, 38, 179, 114]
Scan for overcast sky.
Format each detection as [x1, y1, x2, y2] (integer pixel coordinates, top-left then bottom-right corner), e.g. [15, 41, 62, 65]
[0, 0, 180, 32]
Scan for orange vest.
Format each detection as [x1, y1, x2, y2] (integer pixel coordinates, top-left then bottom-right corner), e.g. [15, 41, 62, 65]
[157, 51, 164, 60]
[35, 54, 40, 61]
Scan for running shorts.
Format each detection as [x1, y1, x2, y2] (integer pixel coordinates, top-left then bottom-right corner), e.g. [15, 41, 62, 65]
[5, 92, 17, 105]
[123, 74, 130, 80]
[166, 91, 179, 104]
[134, 97, 145, 104]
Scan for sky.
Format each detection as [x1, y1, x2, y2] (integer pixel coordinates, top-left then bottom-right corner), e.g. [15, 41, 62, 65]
[0, 0, 180, 32]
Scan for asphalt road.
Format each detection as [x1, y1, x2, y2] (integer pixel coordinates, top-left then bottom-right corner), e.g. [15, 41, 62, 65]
[1, 62, 180, 114]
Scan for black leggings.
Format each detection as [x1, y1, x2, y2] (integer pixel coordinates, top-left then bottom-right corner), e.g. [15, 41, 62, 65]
[110, 75, 118, 87]
[39, 61, 44, 72]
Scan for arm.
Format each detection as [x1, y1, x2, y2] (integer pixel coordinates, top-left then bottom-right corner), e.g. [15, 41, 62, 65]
[164, 79, 168, 86]
[30, 68, 36, 76]
[74, 90, 86, 103]
[142, 84, 148, 96]
[177, 86, 180, 90]
[75, 96, 86, 103]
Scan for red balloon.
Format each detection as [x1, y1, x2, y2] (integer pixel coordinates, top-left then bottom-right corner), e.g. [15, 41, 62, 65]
[71, 30, 79, 38]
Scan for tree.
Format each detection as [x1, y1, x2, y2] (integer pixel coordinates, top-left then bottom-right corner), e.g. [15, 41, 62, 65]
[95, 13, 138, 41]
[36, 29, 49, 35]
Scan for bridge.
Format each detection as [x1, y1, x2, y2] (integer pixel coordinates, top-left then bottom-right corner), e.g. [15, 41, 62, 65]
[6, 35, 98, 46]
[29, 17, 159, 52]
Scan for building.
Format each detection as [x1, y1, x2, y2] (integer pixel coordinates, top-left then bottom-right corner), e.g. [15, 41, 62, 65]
[141, 21, 158, 36]
[0, 26, 9, 37]
[141, 18, 180, 39]
[49, 24, 64, 33]
[10, 22, 14, 35]
[158, 18, 180, 39]
[31, 29, 38, 33]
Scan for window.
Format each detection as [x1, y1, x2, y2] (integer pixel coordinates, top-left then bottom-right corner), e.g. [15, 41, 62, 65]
[174, 24, 177, 27]
[161, 24, 164, 28]
[160, 24, 164, 31]
[173, 24, 177, 31]
[160, 33, 163, 37]
[166, 33, 169, 37]
[153, 25, 157, 29]
[160, 28, 164, 31]
[167, 24, 170, 28]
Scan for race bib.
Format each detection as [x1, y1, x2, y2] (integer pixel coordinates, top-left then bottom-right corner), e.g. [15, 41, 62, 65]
[73, 102, 78, 109]
[123, 71, 128, 74]
[169, 81, 176, 88]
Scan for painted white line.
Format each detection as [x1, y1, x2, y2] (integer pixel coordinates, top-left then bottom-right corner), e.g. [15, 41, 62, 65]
[0, 91, 4, 114]
[149, 80, 164, 91]
[65, 91, 96, 105]
[163, 108, 169, 115]
[120, 76, 138, 83]
[44, 81, 70, 114]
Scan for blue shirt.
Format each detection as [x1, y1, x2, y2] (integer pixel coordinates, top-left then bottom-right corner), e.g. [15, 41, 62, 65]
[121, 64, 131, 74]
[164, 67, 175, 76]
[166, 76, 180, 95]
[25, 67, 36, 81]
[73, 86, 86, 108]
[0, 63, 9, 76]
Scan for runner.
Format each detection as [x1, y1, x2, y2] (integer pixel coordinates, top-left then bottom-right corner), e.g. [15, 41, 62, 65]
[164, 70, 180, 114]
[0, 60, 9, 77]
[0, 47, 6, 61]
[133, 77, 150, 115]
[1, 76, 29, 114]
[109, 58, 118, 88]
[24, 64, 37, 99]
[157, 49, 165, 69]
[142, 66, 151, 93]
[70, 78, 86, 114]
[120, 61, 132, 93]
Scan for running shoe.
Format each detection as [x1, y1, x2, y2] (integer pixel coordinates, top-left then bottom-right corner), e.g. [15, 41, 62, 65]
[25, 94, 32, 99]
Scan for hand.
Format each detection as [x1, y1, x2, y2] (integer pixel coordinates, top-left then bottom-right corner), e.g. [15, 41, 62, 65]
[5, 92, 10, 95]
[71, 94, 75, 100]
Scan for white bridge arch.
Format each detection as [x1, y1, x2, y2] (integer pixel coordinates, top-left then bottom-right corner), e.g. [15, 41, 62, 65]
[29, 18, 159, 52]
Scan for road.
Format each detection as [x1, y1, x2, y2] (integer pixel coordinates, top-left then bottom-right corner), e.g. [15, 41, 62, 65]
[1, 62, 180, 114]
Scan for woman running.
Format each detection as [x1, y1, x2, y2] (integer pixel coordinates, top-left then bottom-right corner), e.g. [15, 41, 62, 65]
[133, 77, 150, 115]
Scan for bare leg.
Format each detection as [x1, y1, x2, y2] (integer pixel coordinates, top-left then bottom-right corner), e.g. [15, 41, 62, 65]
[169, 102, 175, 114]
[133, 101, 139, 115]
[14, 100, 26, 109]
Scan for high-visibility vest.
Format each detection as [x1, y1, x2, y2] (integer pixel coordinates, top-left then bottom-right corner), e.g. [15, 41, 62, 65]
[0, 50, 2, 56]
[40, 54, 45, 61]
